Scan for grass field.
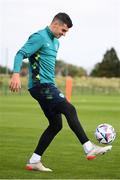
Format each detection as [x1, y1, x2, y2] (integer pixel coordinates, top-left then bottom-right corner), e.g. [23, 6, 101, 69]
[0, 93, 120, 179]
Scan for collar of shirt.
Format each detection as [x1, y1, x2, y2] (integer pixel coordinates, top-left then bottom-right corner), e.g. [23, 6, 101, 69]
[46, 26, 55, 40]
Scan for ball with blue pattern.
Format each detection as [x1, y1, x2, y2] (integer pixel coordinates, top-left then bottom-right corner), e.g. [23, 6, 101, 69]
[95, 123, 116, 144]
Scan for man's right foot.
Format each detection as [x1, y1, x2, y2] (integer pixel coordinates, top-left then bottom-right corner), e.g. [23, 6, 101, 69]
[86, 144, 112, 160]
[26, 162, 52, 172]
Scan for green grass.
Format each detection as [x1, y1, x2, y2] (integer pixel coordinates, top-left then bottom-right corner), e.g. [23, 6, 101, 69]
[0, 93, 120, 179]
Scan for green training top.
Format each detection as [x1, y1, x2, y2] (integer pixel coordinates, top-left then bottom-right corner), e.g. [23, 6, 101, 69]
[13, 26, 60, 89]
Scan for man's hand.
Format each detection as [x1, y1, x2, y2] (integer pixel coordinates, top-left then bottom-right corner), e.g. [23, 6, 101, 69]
[9, 73, 21, 92]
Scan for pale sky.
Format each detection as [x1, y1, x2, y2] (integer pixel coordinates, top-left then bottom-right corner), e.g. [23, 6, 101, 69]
[0, 0, 120, 72]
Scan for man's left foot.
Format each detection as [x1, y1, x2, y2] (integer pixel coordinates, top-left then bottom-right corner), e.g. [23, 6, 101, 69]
[86, 144, 112, 160]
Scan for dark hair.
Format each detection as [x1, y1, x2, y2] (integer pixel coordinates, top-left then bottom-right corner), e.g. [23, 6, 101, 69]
[52, 12, 73, 28]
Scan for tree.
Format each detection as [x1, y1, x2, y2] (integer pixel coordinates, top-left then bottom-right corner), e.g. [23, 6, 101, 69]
[55, 60, 87, 77]
[67, 64, 87, 77]
[0, 65, 12, 74]
[90, 48, 120, 77]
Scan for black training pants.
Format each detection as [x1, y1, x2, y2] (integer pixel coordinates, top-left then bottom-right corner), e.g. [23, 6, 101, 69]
[29, 85, 89, 156]
[33, 100, 89, 156]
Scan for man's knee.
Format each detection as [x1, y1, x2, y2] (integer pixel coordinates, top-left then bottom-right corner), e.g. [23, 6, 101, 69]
[50, 122, 62, 134]
[63, 102, 76, 117]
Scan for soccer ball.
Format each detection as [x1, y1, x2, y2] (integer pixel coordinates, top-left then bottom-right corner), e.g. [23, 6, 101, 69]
[95, 123, 116, 144]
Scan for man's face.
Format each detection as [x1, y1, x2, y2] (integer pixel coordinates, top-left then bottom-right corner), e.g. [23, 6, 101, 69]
[53, 22, 69, 39]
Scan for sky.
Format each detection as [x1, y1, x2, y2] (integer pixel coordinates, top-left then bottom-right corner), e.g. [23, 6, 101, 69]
[0, 0, 120, 72]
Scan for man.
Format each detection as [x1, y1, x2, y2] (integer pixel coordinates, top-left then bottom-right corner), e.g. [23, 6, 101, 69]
[9, 13, 112, 172]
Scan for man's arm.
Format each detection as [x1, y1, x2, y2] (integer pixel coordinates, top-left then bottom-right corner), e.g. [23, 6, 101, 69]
[9, 73, 21, 92]
[9, 52, 24, 92]
[9, 33, 43, 92]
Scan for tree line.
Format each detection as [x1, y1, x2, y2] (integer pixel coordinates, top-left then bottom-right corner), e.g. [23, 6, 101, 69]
[0, 47, 120, 77]
[90, 48, 120, 77]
